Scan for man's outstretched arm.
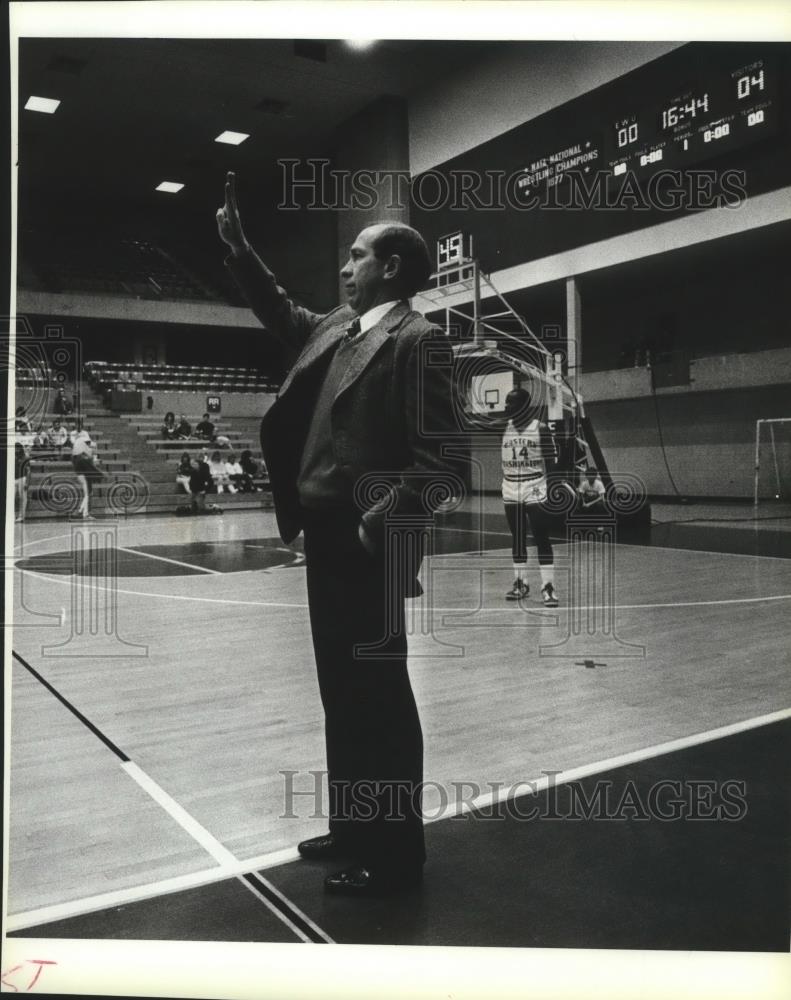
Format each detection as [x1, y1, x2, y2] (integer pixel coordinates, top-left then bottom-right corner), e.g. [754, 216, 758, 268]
[217, 171, 323, 364]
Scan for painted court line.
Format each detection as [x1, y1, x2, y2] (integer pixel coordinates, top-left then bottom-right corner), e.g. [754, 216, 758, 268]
[437, 593, 791, 614]
[242, 872, 334, 944]
[19, 568, 307, 609]
[16, 521, 791, 567]
[424, 707, 791, 823]
[5, 850, 300, 934]
[116, 545, 221, 575]
[8, 707, 789, 934]
[5, 868, 229, 933]
[13, 531, 74, 553]
[18, 566, 791, 615]
[607, 538, 791, 563]
[435, 525, 791, 562]
[236, 877, 320, 944]
[439, 526, 515, 537]
[6, 651, 332, 942]
[122, 762, 238, 865]
[122, 762, 333, 944]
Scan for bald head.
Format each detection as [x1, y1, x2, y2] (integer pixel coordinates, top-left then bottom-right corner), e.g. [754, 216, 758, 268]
[340, 221, 433, 314]
[366, 222, 433, 297]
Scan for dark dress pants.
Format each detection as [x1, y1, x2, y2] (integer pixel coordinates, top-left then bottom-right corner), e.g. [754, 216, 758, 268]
[301, 507, 426, 873]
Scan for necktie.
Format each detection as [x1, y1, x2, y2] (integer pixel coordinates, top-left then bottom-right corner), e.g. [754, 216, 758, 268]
[345, 317, 362, 340]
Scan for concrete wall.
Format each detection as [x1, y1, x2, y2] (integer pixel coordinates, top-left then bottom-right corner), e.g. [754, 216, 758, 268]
[409, 41, 681, 175]
[579, 348, 791, 402]
[471, 350, 791, 499]
[131, 391, 276, 419]
[587, 384, 791, 498]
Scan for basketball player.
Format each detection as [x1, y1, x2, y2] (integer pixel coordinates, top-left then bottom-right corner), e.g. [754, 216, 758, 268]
[501, 386, 559, 607]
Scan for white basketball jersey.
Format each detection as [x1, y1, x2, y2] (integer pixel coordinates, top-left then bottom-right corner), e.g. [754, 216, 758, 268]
[501, 419, 549, 504]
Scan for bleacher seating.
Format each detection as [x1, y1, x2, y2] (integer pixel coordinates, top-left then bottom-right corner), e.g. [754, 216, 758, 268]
[14, 378, 273, 519]
[14, 366, 56, 387]
[120, 412, 271, 506]
[20, 230, 220, 302]
[84, 360, 278, 394]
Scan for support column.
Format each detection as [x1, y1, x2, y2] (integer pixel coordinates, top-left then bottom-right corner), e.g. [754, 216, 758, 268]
[565, 275, 582, 399]
[333, 96, 411, 299]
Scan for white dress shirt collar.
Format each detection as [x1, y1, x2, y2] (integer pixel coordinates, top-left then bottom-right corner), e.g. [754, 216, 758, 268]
[357, 300, 402, 335]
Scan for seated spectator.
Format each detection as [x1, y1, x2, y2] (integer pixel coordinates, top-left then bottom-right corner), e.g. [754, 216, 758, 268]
[188, 455, 213, 512]
[16, 428, 35, 455]
[208, 450, 235, 493]
[161, 411, 179, 440]
[195, 413, 215, 440]
[176, 413, 192, 439]
[240, 449, 261, 474]
[48, 418, 69, 451]
[15, 406, 32, 432]
[29, 429, 41, 450]
[54, 388, 75, 415]
[577, 467, 607, 515]
[239, 449, 262, 492]
[176, 452, 193, 494]
[224, 453, 249, 492]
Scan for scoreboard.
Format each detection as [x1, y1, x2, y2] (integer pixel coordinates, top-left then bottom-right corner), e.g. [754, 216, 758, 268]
[412, 43, 790, 271]
[606, 52, 779, 180]
[515, 49, 781, 197]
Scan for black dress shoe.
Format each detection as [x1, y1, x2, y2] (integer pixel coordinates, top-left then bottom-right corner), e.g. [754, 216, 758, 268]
[324, 864, 423, 897]
[297, 834, 352, 861]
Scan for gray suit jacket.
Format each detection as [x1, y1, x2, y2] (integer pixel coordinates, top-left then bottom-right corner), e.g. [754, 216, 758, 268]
[226, 249, 459, 576]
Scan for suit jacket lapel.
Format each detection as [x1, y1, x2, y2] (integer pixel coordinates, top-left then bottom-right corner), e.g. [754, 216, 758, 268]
[334, 301, 410, 401]
[277, 319, 347, 397]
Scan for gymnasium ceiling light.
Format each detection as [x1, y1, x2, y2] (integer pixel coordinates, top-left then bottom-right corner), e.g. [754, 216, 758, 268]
[156, 181, 184, 193]
[215, 131, 250, 145]
[24, 96, 61, 113]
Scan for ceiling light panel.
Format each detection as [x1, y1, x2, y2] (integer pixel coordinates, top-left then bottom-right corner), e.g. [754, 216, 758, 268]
[215, 131, 250, 145]
[25, 96, 61, 114]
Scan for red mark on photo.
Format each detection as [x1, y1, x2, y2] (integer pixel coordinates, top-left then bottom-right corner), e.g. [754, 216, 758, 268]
[1, 959, 57, 992]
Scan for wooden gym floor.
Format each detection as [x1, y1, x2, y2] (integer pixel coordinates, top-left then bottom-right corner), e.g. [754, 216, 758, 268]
[5, 501, 791, 949]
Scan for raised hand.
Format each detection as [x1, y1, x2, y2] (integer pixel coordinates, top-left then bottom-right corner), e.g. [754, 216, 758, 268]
[216, 171, 249, 255]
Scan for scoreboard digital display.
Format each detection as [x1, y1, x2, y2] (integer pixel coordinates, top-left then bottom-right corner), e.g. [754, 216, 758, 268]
[437, 231, 465, 270]
[606, 52, 779, 180]
[412, 43, 790, 275]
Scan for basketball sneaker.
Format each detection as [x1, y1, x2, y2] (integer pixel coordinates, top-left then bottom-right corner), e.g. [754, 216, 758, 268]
[506, 580, 529, 601]
[541, 583, 559, 607]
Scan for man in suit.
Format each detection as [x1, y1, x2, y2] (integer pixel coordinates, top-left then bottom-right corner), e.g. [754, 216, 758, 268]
[217, 171, 459, 896]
